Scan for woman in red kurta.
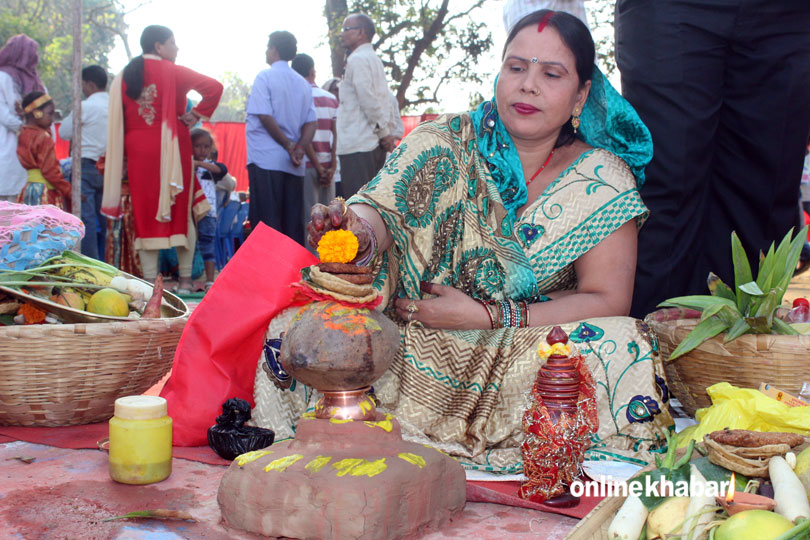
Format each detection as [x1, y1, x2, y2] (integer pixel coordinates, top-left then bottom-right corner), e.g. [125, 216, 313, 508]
[102, 25, 222, 290]
[16, 92, 71, 209]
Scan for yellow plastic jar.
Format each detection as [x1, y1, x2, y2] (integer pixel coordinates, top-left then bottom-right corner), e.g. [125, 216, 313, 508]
[108, 395, 172, 484]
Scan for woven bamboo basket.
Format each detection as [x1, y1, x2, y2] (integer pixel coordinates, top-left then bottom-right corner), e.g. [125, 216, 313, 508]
[0, 315, 187, 426]
[647, 311, 810, 417]
[564, 496, 626, 540]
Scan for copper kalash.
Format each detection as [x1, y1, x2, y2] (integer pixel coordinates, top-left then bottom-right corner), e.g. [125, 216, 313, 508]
[519, 326, 598, 505]
[216, 262, 466, 540]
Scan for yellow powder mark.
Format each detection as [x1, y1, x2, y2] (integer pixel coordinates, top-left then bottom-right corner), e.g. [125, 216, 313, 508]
[350, 458, 387, 477]
[301, 412, 316, 420]
[330, 407, 343, 417]
[235, 449, 273, 467]
[364, 414, 394, 432]
[398, 453, 427, 469]
[305, 456, 332, 474]
[332, 458, 365, 477]
[358, 399, 373, 415]
[329, 417, 354, 424]
[263, 454, 304, 473]
[422, 444, 450, 456]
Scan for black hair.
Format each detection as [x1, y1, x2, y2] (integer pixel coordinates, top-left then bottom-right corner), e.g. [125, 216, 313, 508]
[21, 91, 50, 110]
[268, 31, 297, 62]
[503, 10, 594, 147]
[349, 13, 375, 40]
[291, 53, 314, 78]
[190, 127, 213, 144]
[82, 65, 107, 90]
[122, 25, 174, 101]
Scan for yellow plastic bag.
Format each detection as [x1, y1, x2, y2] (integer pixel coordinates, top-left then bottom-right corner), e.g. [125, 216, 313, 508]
[677, 382, 810, 448]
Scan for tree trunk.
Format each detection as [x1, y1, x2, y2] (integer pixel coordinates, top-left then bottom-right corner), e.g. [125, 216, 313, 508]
[70, 0, 83, 219]
[324, 0, 348, 77]
[396, 0, 450, 109]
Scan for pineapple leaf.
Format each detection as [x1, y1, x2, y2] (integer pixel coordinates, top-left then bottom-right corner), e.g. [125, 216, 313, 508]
[773, 226, 808, 299]
[744, 315, 771, 334]
[756, 245, 776, 292]
[739, 281, 764, 296]
[724, 318, 752, 342]
[773, 318, 801, 335]
[707, 273, 736, 302]
[658, 295, 737, 313]
[669, 317, 731, 360]
[753, 287, 784, 328]
[731, 232, 753, 313]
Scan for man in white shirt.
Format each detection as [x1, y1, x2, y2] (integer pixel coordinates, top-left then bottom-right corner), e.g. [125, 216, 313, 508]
[336, 13, 395, 198]
[59, 65, 109, 260]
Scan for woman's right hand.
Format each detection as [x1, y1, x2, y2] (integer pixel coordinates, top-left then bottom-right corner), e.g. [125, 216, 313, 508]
[306, 198, 373, 260]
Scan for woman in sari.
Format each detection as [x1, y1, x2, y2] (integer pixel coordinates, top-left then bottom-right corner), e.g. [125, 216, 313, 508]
[102, 25, 222, 291]
[248, 10, 673, 473]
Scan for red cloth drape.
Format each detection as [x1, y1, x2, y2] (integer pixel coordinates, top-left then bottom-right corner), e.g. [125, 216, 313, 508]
[160, 223, 317, 446]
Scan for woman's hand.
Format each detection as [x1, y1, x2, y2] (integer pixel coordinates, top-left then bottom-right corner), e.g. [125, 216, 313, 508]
[306, 198, 373, 258]
[178, 111, 198, 128]
[394, 282, 491, 330]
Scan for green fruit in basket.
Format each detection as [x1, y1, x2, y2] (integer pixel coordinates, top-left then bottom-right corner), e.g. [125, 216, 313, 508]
[714, 510, 794, 540]
[86, 288, 130, 317]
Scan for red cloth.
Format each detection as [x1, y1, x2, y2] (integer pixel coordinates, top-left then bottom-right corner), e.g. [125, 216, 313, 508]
[117, 57, 221, 241]
[160, 223, 317, 446]
[0, 423, 230, 465]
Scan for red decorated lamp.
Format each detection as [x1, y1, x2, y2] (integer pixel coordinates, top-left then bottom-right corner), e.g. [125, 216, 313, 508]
[519, 326, 598, 506]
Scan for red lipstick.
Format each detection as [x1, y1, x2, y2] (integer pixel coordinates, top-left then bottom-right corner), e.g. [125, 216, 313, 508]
[513, 103, 539, 115]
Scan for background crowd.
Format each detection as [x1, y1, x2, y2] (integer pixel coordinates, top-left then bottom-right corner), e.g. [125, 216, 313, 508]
[0, 0, 809, 317]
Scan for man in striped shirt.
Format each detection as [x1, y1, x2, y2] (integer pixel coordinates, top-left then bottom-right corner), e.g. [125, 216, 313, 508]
[292, 54, 338, 246]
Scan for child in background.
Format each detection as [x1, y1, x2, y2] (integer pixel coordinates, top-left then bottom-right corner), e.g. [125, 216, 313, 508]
[16, 92, 71, 209]
[191, 128, 228, 290]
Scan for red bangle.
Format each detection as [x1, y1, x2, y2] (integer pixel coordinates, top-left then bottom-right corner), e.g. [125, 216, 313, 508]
[477, 300, 495, 330]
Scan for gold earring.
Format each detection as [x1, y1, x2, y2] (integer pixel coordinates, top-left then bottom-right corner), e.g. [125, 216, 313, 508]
[33, 110, 44, 119]
[571, 109, 580, 134]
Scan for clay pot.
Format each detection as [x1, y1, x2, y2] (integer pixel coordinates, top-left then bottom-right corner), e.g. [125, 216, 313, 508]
[280, 301, 400, 392]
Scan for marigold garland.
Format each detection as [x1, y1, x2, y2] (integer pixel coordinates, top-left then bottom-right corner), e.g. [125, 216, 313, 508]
[317, 230, 359, 263]
[536, 341, 571, 361]
[17, 303, 46, 324]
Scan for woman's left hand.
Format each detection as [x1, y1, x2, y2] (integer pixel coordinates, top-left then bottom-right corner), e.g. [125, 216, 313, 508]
[394, 282, 491, 330]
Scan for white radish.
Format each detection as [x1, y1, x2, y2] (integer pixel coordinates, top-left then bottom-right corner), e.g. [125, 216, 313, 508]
[770, 455, 810, 522]
[786, 451, 797, 470]
[607, 495, 647, 540]
[684, 464, 715, 540]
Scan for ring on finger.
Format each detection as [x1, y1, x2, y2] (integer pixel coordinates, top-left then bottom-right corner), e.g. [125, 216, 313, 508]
[407, 301, 418, 314]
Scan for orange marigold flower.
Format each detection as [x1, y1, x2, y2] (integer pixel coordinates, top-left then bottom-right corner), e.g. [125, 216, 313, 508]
[317, 230, 359, 263]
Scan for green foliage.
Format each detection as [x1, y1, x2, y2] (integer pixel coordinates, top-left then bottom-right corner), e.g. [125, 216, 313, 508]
[660, 227, 808, 359]
[329, 0, 493, 111]
[210, 72, 250, 122]
[0, 0, 126, 116]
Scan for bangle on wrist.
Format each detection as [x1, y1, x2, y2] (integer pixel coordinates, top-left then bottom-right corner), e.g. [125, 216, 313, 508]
[354, 216, 378, 266]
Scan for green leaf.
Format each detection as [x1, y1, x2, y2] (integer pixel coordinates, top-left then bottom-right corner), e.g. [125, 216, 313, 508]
[754, 287, 784, 328]
[773, 227, 809, 299]
[744, 315, 771, 333]
[773, 318, 801, 335]
[724, 318, 752, 342]
[669, 317, 731, 360]
[691, 456, 747, 491]
[731, 231, 754, 313]
[707, 273, 736, 302]
[659, 295, 737, 313]
[739, 281, 764, 296]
